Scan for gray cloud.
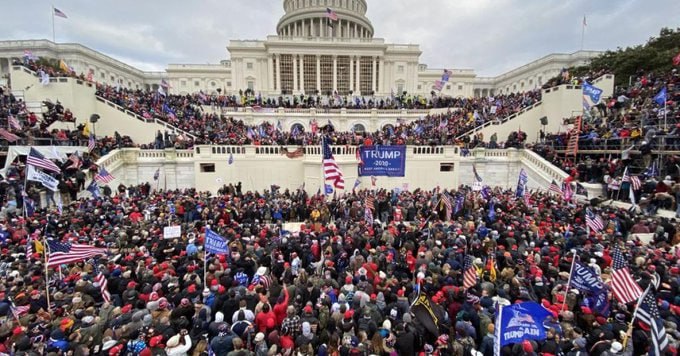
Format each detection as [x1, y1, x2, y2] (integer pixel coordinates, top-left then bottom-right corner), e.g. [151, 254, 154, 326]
[0, 0, 678, 75]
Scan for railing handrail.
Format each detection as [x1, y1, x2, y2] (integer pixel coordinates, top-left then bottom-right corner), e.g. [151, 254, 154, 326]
[95, 95, 197, 140]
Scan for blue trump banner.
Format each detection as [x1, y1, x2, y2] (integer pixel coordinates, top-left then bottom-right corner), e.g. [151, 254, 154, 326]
[582, 82, 603, 110]
[205, 228, 229, 255]
[358, 146, 406, 177]
[570, 261, 604, 293]
[498, 302, 551, 347]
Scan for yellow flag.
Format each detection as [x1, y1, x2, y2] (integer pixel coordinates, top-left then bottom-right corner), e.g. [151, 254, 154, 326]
[59, 59, 70, 73]
[82, 123, 91, 137]
[34, 239, 44, 255]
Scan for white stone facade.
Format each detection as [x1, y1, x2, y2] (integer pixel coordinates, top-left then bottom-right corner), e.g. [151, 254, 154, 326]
[0, 0, 603, 98]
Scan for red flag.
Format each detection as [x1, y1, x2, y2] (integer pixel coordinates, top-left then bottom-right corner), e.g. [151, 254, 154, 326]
[674, 52, 680, 66]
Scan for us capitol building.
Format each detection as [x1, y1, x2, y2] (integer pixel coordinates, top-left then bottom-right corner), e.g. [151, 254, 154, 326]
[0, 0, 601, 98]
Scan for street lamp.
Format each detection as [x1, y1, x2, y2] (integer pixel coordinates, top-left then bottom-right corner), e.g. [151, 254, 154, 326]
[89, 114, 100, 137]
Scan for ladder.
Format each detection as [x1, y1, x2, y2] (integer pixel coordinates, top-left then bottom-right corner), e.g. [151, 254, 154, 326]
[565, 115, 582, 160]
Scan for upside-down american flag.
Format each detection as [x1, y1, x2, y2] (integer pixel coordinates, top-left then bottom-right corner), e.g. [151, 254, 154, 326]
[46, 240, 107, 268]
[463, 255, 477, 289]
[636, 287, 669, 356]
[94, 167, 115, 184]
[611, 246, 643, 304]
[322, 136, 344, 189]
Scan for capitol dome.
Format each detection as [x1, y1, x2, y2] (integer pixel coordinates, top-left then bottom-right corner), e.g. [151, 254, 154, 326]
[276, 0, 374, 38]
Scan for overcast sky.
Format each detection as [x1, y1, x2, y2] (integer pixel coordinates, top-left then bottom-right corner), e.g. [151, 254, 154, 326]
[1, 0, 678, 76]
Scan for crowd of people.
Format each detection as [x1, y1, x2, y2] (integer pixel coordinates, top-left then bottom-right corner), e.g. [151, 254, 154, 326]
[94, 83, 541, 147]
[0, 177, 678, 355]
[528, 68, 680, 213]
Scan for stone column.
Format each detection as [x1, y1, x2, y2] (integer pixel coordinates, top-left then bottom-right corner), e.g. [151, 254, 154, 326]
[267, 55, 274, 92]
[349, 56, 354, 93]
[299, 55, 305, 94]
[316, 55, 321, 94]
[332, 55, 338, 93]
[371, 56, 377, 93]
[275, 54, 281, 93]
[293, 55, 298, 93]
[355, 56, 361, 94]
[378, 57, 384, 94]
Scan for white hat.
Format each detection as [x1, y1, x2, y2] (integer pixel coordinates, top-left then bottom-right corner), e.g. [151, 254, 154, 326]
[102, 339, 117, 351]
[610, 341, 623, 353]
[254, 332, 265, 342]
[256, 266, 267, 276]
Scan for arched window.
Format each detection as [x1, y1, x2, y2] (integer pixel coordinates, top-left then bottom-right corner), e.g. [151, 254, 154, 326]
[352, 123, 366, 133]
[291, 123, 305, 133]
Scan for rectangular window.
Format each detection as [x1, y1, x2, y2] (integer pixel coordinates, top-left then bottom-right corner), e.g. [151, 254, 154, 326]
[247, 62, 253, 70]
[247, 81, 254, 90]
[279, 54, 294, 94]
[181, 80, 186, 87]
[100, 73, 105, 79]
[397, 83, 404, 94]
[320, 55, 333, 95]
[417, 84, 422, 90]
[458, 85, 463, 90]
[359, 56, 372, 95]
[227, 81, 232, 87]
[397, 65, 404, 73]
[195, 81, 200, 87]
[440, 163, 454, 172]
[303, 55, 317, 93]
[200, 163, 215, 173]
[446, 84, 451, 90]
[272, 58, 277, 90]
[336, 56, 350, 95]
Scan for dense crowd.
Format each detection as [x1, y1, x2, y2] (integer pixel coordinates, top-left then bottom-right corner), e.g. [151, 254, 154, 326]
[0, 173, 678, 355]
[95, 83, 540, 147]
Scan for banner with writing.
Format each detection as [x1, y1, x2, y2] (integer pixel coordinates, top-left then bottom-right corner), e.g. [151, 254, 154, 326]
[358, 146, 406, 177]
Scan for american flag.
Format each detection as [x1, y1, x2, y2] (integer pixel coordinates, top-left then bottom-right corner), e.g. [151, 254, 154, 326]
[549, 180, 563, 196]
[9, 297, 30, 320]
[441, 194, 452, 219]
[463, 255, 477, 289]
[88, 134, 96, 152]
[432, 80, 444, 91]
[611, 246, 643, 304]
[94, 167, 115, 184]
[0, 128, 20, 142]
[8, 115, 21, 130]
[371, 176, 377, 187]
[93, 262, 111, 303]
[65, 152, 81, 170]
[585, 208, 604, 232]
[46, 240, 107, 268]
[153, 168, 160, 181]
[322, 136, 344, 189]
[365, 195, 375, 211]
[26, 236, 33, 257]
[27, 147, 61, 173]
[622, 167, 641, 191]
[636, 287, 669, 355]
[53, 7, 68, 18]
[326, 7, 338, 21]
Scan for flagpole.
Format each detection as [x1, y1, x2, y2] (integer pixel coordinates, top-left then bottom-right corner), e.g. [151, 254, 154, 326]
[623, 284, 650, 350]
[51, 5, 56, 43]
[494, 303, 503, 356]
[43, 238, 51, 313]
[561, 253, 577, 312]
[580, 15, 585, 51]
[664, 98, 668, 132]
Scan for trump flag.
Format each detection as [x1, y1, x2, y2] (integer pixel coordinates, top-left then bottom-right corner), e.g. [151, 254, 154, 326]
[497, 302, 551, 347]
